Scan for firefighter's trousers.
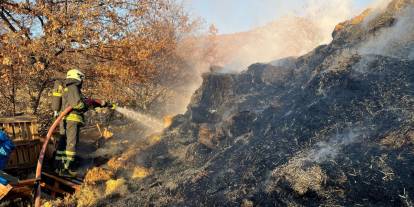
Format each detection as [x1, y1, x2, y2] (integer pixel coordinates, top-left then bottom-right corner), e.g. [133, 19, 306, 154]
[55, 120, 80, 171]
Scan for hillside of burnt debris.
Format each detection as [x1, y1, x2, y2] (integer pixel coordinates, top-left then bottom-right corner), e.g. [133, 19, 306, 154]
[100, 1, 414, 206]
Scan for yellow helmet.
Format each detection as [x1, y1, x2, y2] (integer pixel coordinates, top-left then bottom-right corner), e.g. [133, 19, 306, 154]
[66, 69, 85, 81]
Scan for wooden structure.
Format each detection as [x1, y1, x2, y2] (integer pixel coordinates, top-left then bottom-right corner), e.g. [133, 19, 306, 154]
[41, 172, 81, 198]
[0, 115, 85, 203]
[0, 170, 37, 201]
[0, 116, 41, 169]
[0, 179, 38, 200]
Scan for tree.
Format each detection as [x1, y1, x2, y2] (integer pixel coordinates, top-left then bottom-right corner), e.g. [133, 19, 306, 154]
[0, 0, 196, 118]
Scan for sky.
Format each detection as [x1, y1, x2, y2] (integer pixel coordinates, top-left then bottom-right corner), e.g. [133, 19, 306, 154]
[181, 0, 376, 34]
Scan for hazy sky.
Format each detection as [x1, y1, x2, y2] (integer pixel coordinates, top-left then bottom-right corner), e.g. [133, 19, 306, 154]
[181, 0, 376, 34]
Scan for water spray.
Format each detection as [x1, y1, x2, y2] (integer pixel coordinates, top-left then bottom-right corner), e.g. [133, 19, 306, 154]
[115, 107, 164, 131]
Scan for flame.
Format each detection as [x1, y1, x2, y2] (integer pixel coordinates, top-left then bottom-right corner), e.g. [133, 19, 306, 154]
[163, 115, 173, 128]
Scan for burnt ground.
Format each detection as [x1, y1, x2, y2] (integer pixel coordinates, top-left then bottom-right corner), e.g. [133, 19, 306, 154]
[66, 1, 414, 206]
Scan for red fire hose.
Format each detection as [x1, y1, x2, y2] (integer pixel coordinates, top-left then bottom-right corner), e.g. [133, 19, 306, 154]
[34, 106, 73, 207]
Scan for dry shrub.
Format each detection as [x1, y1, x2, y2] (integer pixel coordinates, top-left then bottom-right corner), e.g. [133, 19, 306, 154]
[269, 158, 326, 196]
[0, 0, 200, 127]
[105, 178, 129, 196]
[84, 167, 114, 185]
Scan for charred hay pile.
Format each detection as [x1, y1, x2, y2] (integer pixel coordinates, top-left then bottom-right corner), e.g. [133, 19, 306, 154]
[72, 0, 414, 206]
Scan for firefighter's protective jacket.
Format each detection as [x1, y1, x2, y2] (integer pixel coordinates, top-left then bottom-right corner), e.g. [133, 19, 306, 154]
[51, 79, 64, 112]
[61, 78, 87, 123]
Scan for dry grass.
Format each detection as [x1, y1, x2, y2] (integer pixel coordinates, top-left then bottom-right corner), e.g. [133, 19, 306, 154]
[105, 178, 129, 196]
[75, 185, 103, 207]
[131, 166, 152, 179]
[84, 167, 114, 184]
[102, 127, 114, 139]
[334, 9, 372, 33]
[107, 157, 126, 171]
[107, 147, 139, 171]
[241, 199, 254, 207]
[198, 123, 218, 149]
[380, 130, 414, 149]
[269, 157, 327, 196]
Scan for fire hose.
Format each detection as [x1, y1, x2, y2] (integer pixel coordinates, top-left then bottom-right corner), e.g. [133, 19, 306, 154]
[34, 106, 73, 207]
[33, 99, 115, 206]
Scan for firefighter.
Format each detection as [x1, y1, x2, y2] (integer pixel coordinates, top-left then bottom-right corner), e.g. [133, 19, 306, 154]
[55, 69, 115, 177]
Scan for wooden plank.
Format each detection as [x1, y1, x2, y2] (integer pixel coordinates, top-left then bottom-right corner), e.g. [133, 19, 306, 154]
[11, 124, 16, 140]
[0, 184, 12, 200]
[0, 116, 37, 123]
[30, 123, 34, 140]
[18, 123, 22, 140]
[30, 145, 37, 163]
[22, 122, 27, 140]
[16, 148, 22, 165]
[31, 121, 39, 139]
[26, 122, 32, 140]
[23, 147, 30, 164]
[0, 116, 39, 141]
[42, 172, 82, 190]
[40, 182, 67, 195]
[12, 178, 38, 187]
[6, 139, 41, 169]
[51, 181, 60, 198]
[7, 186, 32, 198]
[8, 152, 18, 167]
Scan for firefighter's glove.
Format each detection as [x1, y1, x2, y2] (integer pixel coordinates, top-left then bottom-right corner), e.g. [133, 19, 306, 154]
[101, 101, 116, 110]
[105, 102, 117, 110]
[110, 103, 117, 110]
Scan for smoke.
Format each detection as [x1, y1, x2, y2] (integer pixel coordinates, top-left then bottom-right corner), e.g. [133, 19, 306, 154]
[308, 128, 365, 163]
[176, 0, 380, 113]
[359, 6, 414, 59]
[217, 0, 357, 72]
[86, 108, 166, 160]
[368, 0, 394, 11]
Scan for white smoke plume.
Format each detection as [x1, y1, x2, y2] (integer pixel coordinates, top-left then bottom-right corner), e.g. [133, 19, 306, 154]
[216, 0, 359, 72]
[180, 0, 370, 74]
[369, 0, 394, 11]
[308, 128, 365, 163]
[359, 6, 414, 59]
